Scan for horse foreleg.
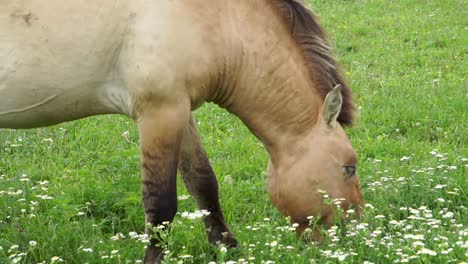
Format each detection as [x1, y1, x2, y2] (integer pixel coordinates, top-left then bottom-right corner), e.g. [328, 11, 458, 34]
[178, 115, 238, 247]
[137, 103, 190, 264]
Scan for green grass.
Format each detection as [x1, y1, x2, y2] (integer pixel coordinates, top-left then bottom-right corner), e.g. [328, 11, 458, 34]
[1, 0, 467, 263]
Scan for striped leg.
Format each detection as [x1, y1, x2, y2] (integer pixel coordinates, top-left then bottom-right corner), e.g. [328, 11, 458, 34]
[178, 116, 237, 247]
[137, 104, 190, 264]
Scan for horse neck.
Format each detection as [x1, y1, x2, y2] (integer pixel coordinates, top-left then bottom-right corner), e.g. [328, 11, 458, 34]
[208, 3, 323, 164]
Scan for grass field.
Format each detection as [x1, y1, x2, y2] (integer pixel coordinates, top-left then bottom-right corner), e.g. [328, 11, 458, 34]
[1, 0, 466, 263]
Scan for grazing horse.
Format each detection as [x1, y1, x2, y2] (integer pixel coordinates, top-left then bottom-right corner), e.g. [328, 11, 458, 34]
[0, 0, 364, 262]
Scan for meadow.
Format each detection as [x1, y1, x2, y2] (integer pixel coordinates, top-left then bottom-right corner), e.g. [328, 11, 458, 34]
[0, 0, 466, 263]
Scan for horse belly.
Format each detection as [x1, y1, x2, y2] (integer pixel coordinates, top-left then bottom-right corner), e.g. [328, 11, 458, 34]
[0, 1, 132, 128]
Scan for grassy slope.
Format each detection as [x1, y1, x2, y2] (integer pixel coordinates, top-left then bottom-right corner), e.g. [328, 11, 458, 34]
[0, 0, 466, 263]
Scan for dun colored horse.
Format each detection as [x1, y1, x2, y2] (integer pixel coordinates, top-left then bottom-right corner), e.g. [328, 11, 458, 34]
[1, 0, 364, 262]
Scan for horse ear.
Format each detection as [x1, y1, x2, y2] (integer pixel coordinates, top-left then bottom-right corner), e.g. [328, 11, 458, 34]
[321, 85, 342, 129]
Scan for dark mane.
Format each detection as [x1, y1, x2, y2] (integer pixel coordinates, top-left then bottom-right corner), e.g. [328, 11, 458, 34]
[272, 0, 355, 126]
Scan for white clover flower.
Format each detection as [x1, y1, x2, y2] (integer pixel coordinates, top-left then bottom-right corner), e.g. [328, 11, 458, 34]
[29, 241, 37, 247]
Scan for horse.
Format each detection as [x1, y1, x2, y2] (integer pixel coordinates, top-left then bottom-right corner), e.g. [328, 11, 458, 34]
[0, 0, 364, 262]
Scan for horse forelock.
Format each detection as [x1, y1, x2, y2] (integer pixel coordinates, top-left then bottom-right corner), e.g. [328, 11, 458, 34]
[271, 0, 355, 126]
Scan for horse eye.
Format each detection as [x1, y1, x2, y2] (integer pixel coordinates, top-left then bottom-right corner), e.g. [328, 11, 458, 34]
[342, 165, 356, 177]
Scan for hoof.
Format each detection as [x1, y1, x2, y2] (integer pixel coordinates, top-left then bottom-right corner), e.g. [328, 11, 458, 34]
[207, 227, 238, 248]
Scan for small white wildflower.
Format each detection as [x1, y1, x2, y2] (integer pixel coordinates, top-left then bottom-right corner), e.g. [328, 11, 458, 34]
[417, 248, 437, 256]
[38, 180, 49, 185]
[178, 195, 190, 201]
[219, 246, 227, 253]
[9, 245, 19, 252]
[317, 189, 327, 194]
[404, 234, 424, 240]
[223, 175, 234, 184]
[50, 256, 63, 262]
[270, 241, 278, 247]
[181, 210, 211, 219]
[77, 212, 85, 216]
[435, 184, 446, 189]
[400, 156, 411, 161]
[441, 248, 453, 254]
[36, 195, 53, 200]
[111, 250, 119, 254]
[412, 241, 425, 247]
[82, 248, 93, 252]
[442, 212, 454, 219]
[29, 241, 37, 247]
[110, 233, 125, 241]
